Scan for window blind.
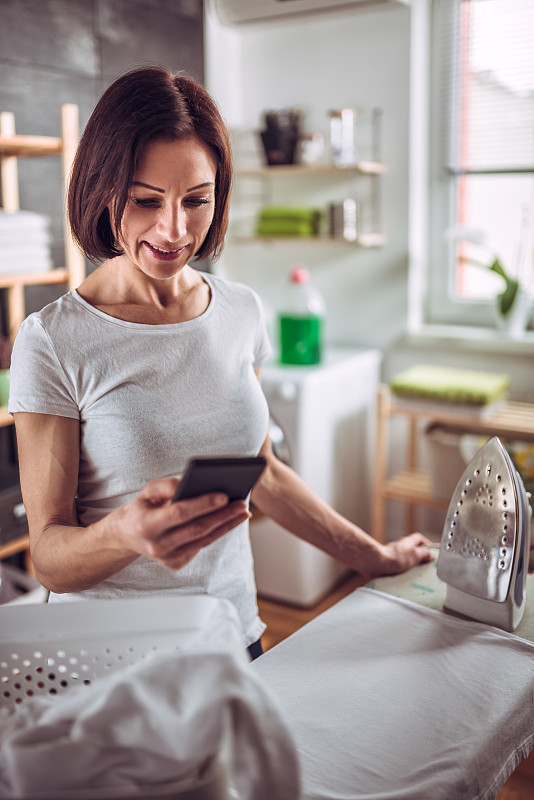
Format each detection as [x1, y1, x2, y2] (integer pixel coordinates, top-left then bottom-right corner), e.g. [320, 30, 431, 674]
[433, 0, 534, 174]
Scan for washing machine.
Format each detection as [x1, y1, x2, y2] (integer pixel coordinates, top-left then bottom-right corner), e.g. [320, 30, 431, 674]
[251, 346, 382, 607]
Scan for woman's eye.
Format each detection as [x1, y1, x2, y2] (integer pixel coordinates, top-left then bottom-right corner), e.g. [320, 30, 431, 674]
[130, 196, 213, 209]
[131, 197, 160, 208]
[186, 197, 212, 207]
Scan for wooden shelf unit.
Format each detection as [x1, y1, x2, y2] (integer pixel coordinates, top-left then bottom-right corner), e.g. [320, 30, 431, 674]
[0, 104, 85, 347]
[0, 134, 63, 157]
[232, 132, 387, 247]
[0, 105, 84, 566]
[232, 232, 387, 248]
[237, 161, 387, 177]
[371, 384, 534, 543]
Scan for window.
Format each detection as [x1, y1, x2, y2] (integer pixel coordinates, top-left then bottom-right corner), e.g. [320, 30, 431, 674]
[412, 0, 534, 331]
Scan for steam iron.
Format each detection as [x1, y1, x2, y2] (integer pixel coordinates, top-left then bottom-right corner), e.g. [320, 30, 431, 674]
[437, 436, 532, 632]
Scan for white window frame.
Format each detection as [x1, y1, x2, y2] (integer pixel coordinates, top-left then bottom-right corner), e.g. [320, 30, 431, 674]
[408, 0, 534, 343]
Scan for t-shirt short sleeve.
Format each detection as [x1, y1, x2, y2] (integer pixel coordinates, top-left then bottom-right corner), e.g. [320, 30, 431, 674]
[250, 289, 273, 371]
[8, 314, 79, 419]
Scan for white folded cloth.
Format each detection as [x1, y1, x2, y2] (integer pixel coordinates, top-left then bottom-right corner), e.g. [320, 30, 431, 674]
[0, 231, 51, 247]
[0, 210, 52, 275]
[0, 252, 52, 274]
[0, 210, 50, 231]
[0, 598, 301, 800]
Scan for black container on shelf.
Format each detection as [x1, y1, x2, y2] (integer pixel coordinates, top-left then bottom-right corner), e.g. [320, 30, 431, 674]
[259, 107, 303, 166]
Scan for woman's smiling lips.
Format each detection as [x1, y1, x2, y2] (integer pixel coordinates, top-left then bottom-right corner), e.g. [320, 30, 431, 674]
[143, 241, 186, 261]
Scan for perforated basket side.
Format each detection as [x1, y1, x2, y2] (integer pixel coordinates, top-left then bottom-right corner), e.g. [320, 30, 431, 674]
[0, 595, 230, 710]
[0, 630, 187, 709]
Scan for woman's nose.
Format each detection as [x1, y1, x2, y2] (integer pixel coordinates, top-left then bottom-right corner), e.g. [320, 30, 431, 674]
[156, 204, 186, 241]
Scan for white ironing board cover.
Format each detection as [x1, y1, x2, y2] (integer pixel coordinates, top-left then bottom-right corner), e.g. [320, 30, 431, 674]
[252, 587, 534, 800]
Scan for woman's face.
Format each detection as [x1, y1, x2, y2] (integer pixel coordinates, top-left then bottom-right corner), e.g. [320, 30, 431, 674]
[117, 136, 217, 279]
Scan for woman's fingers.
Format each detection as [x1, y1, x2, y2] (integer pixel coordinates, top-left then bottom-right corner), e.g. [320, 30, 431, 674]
[130, 477, 230, 536]
[113, 477, 250, 570]
[123, 477, 249, 567]
[147, 498, 249, 555]
[381, 532, 435, 575]
[138, 492, 233, 541]
[154, 504, 251, 570]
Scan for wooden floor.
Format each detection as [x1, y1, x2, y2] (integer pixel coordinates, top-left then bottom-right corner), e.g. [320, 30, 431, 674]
[257, 573, 534, 800]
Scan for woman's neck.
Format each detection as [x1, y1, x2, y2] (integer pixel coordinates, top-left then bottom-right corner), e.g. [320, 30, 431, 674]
[76, 258, 211, 324]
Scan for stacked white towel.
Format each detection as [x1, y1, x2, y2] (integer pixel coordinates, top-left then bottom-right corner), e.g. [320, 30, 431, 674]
[0, 210, 53, 275]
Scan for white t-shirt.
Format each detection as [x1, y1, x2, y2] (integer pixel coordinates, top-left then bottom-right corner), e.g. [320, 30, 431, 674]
[9, 272, 272, 646]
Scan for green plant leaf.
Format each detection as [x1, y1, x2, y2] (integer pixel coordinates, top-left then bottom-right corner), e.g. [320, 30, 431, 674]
[489, 258, 507, 280]
[489, 259, 519, 317]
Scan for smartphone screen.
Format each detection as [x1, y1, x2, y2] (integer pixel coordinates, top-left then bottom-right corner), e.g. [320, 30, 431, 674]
[171, 456, 266, 503]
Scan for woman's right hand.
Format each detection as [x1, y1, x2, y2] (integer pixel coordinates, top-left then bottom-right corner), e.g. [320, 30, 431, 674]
[109, 476, 250, 570]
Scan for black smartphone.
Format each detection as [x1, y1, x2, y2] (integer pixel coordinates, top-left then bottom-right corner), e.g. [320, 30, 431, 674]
[171, 456, 266, 503]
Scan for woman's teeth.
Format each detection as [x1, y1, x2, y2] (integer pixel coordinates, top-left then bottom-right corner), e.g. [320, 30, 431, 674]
[152, 244, 178, 254]
[144, 241, 185, 260]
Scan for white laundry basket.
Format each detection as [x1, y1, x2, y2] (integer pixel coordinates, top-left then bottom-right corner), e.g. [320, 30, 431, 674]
[0, 595, 233, 800]
[0, 595, 230, 707]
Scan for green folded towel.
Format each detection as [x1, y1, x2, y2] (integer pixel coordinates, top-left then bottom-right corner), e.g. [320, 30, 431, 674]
[257, 206, 321, 223]
[389, 365, 510, 407]
[255, 205, 322, 237]
[255, 219, 318, 237]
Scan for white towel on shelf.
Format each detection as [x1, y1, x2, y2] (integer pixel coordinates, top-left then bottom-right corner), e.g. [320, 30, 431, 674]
[0, 250, 53, 275]
[0, 231, 51, 247]
[0, 210, 53, 275]
[0, 210, 50, 232]
[0, 599, 301, 800]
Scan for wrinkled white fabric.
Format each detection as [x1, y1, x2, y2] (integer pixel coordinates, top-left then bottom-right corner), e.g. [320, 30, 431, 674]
[252, 587, 534, 800]
[0, 598, 300, 799]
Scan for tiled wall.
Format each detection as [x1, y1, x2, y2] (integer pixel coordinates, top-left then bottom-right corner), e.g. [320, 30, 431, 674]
[0, 0, 204, 312]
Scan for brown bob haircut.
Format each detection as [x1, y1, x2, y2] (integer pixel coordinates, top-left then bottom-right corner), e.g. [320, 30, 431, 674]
[68, 65, 232, 263]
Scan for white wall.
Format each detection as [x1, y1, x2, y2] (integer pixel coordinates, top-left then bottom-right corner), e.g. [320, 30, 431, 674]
[205, 2, 413, 354]
[205, 1, 534, 393]
[205, 1, 534, 542]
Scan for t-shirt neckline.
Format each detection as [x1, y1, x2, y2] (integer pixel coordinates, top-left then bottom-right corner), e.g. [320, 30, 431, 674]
[71, 272, 216, 330]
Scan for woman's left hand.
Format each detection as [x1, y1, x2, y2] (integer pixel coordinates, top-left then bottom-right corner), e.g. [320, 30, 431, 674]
[374, 532, 434, 578]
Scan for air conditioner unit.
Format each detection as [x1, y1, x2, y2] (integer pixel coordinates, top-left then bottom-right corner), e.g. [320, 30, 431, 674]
[212, 0, 410, 26]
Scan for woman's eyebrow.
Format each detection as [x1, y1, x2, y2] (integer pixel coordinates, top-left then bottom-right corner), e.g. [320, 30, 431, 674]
[131, 181, 214, 193]
[187, 182, 215, 191]
[132, 181, 164, 193]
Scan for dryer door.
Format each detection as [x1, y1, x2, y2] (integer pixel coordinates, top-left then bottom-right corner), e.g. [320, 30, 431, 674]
[269, 416, 291, 466]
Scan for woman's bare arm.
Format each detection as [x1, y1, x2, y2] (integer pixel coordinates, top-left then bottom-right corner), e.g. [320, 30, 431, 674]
[14, 412, 249, 593]
[251, 370, 432, 581]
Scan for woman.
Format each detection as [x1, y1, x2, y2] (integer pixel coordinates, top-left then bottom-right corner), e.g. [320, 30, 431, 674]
[9, 66, 432, 657]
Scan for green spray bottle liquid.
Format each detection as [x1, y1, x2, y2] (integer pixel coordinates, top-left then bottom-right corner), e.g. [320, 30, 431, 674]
[279, 265, 325, 365]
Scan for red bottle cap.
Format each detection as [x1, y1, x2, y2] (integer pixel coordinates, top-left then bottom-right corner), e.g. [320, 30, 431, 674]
[289, 265, 310, 284]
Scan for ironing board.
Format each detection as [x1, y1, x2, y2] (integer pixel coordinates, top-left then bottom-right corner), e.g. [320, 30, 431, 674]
[252, 560, 534, 800]
[367, 553, 534, 643]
